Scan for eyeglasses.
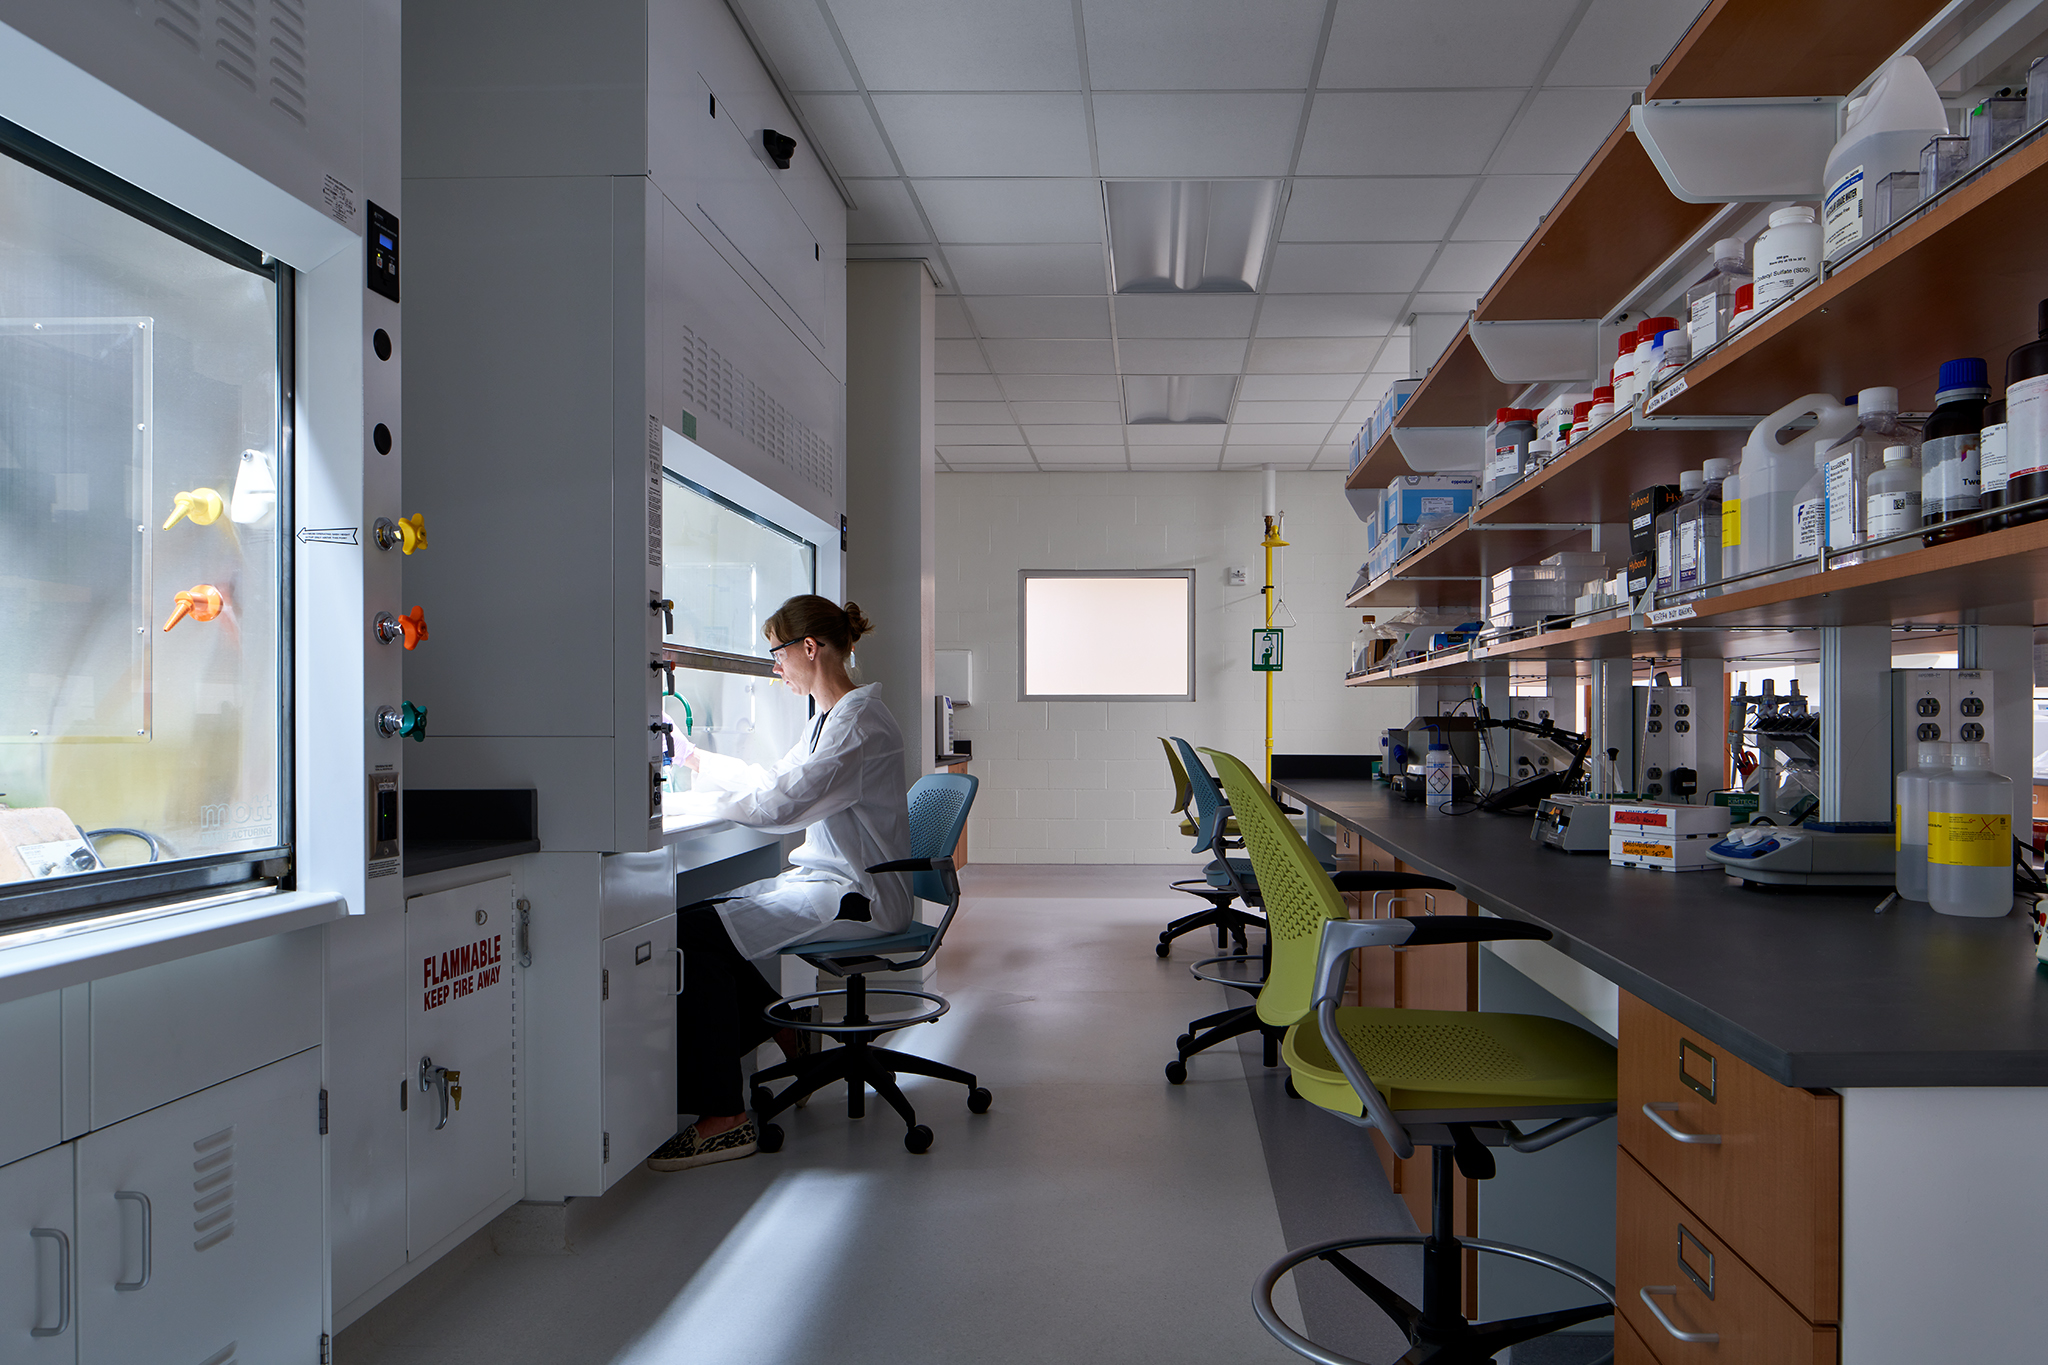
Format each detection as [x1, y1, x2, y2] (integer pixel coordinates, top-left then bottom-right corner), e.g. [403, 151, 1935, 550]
[767, 638, 807, 657]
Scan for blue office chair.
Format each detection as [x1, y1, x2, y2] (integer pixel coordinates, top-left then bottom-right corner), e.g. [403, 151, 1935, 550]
[749, 773, 987, 1155]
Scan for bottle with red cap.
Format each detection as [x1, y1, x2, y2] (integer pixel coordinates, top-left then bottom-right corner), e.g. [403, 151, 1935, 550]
[1483, 407, 1539, 500]
[1568, 400, 1595, 447]
[1729, 282, 1757, 331]
[1587, 385, 1617, 429]
[1629, 317, 1681, 405]
[1610, 327, 1641, 407]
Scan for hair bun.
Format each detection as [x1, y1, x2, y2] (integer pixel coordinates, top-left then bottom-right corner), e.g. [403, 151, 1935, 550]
[842, 601, 873, 643]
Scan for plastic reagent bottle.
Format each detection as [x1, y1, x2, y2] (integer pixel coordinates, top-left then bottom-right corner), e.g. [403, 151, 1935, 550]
[1650, 328, 1691, 389]
[2001, 298, 2048, 524]
[1822, 57, 1949, 264]
[1686, 238, 1751, 353]
[1737, 392, 1860, 574]
[1863, 444, 1921, 557]
[1753, 206, 1822, 309]
[1610, 329, 1639, 408]
[1587, 386, 1617, 428]
[1920, 357, 1991, 542]
[1792, 439, 1830, 561]
[1677, 457, 1730, 589]
[1979, 397, 2008, 523]
[1728, 282, 1756, 331]
[1656, 470, 1701, 595]
[1721, 466, 1742, 571]
[1424, 741, 1453, 815]
[1630, 317, 1681, 402]
[1926, 742, 2013, 917]
[1822, 386, 1917, 565]
[1896, 741, 1952, 901]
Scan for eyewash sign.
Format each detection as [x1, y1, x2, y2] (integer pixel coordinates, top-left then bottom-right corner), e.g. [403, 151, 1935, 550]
[1252, 628, 1284, 672]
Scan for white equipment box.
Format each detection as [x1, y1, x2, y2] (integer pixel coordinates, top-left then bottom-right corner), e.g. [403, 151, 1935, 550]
[1609, 801, 1731, 871]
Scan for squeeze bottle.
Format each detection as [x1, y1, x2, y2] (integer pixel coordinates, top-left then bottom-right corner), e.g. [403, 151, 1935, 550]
[1927, 742, 2013, 917]
[1895, 741, 1950, 901]
[1736, 393, 1861, 574]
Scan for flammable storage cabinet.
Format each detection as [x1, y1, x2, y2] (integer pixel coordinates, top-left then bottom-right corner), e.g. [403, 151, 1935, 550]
[0, 0, 412, 1357]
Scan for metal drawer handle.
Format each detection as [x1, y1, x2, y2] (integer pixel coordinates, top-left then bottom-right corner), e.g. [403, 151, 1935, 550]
[30, 1227, 69, 1336]
[114, 1191, 150, 1291]
[1640, 1285, 1719, 1343]
[1643, 1102, 1722, 1145]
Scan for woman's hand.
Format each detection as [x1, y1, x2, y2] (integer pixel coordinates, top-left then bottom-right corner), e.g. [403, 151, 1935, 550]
[678, 730, 702, 771]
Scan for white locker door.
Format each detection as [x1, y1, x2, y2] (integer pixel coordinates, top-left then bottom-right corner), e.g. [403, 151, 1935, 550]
[405, 877, 514, 1256]
[0, 1145, 76, 1365]
[75, 1049, 323, 1365]
[601, 917, 679, 1183]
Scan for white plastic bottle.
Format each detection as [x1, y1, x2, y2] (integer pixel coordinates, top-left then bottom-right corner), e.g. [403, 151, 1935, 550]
[1656, 470, 1701, 595]
[1610, 329, 1639, 409]
[1895, 741, 1950, 901]
[1821, 386, 1919, 566]
[1630, 317, 1680, 403]
[1424, 741, 1453, 815]
[1686, 239, 1752, 354]
[1677, 457, 1731, 590]
[1863, 444, 1922, 557]
[1737, 393, 1861, 574]
[1792, 439, 1830, 561]
[1927, 742, 2014, 917]
[1822, 57, 1950, 264]
[1754, 206, 1822, 310]
[1650, 328, 1691, 388]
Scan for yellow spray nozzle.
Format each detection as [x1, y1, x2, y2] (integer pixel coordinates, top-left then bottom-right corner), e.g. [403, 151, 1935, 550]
[163, 488, 224, 529]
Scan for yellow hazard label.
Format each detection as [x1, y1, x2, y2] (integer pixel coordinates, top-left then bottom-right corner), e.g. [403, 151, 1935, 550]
[1722, 499, 1741, 549]
[1621, 841, 1675, 859]
[1928, 811, 2010, 867]
[1894, 802, 1902, 852]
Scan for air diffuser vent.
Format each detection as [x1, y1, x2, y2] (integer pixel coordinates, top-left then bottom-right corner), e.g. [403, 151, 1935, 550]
[675, 325, 836, 498]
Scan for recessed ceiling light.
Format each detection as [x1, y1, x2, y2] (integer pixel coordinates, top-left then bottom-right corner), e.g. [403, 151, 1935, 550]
[1104, 180, 1282, 295]
[1124, 374, 1236, 424]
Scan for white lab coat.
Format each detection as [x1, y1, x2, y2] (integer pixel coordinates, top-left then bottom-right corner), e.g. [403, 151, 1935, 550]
[689, 684, 913, 961]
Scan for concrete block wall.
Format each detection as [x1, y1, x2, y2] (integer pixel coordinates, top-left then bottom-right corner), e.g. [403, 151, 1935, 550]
[936, 470, 1415, 864]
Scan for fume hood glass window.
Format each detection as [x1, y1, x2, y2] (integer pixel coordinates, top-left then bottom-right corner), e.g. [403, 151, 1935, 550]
[660, 474, 816, 662]
[0, 125, 289, 921]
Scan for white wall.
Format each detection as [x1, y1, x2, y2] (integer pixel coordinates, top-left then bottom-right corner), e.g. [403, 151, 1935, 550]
[936, 471, 1413, 864]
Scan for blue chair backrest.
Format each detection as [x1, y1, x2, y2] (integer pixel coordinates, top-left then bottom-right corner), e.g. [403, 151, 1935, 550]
[907, 773, 978, 904]
[1171, 737, 1228, 854]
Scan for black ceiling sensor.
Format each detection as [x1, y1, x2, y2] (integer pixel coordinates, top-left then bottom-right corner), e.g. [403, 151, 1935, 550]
[763, 129, 796, 169]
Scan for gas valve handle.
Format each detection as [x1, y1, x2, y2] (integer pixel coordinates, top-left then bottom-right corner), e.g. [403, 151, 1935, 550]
[374, 513, 429, 554]
[652, 718, 676, 761]
[652, 597, 674, 634]
[376, 701, 429, 742]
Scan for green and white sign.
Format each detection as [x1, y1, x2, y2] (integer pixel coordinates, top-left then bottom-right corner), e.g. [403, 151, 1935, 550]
[1252, 628, 1284, 672]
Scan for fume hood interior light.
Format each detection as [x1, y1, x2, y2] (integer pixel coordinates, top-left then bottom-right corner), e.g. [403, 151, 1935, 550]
[1104, 180, 1282, 294]
[1123, 373, 1236, 425]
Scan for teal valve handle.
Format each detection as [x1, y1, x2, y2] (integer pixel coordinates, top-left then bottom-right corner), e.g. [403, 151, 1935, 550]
[400, 700, 427, 742]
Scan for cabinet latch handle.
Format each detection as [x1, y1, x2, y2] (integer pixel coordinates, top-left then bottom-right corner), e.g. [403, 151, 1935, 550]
[1639, 1285, 1719, 1343]
[113, 1192, 150, 1291]
[1642, 1101, 1722, 1144]
[30, 1227, 70, 1334]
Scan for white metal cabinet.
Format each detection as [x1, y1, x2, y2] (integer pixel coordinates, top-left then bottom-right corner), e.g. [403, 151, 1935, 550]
[601, 916, 678, 1181]
[404, 877, 515, 1256]
[74, 1048, 323, 1365]
[0, 1145, 76, 1364]
[0, 992, 61, 1168]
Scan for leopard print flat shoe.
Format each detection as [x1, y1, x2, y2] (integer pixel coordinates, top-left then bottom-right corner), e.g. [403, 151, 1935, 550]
[646, 1118, 757, 1171]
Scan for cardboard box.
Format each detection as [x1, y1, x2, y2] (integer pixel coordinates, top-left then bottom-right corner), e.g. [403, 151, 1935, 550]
[1383, 475, 1478, 535]
[1629, 485, 1682, 559]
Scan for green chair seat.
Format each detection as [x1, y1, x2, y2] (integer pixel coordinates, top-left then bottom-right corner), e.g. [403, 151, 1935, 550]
[1283, 1006, 1618, 1119]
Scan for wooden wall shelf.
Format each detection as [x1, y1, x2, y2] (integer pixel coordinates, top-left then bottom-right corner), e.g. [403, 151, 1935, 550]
[1343, 429, 1409, 492]
[1398, 323, 1519, 430]
[1471, 412, 1746, 528]
[1643, 0, 1949, 102]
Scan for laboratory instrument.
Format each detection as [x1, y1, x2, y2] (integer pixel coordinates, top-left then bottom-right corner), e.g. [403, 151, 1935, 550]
[1704, 823, 1897, 886]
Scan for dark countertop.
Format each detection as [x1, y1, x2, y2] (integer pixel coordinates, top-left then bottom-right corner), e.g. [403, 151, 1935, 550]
[1276, 778, 2048, 1090]
[405, 838, 542, 876]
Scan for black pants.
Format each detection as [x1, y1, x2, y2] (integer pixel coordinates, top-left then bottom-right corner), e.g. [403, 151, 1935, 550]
[676, 902, 783, 1118]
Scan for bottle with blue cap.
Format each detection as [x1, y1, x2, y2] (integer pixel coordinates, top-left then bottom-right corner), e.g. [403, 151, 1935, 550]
[1920, 357, 1991, 543]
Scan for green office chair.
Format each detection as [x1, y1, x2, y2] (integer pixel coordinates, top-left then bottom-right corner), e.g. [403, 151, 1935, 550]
[748, 773, 988, 1155]
[1157, 736, 1256, 957]
[1205, 748, 1618, 1365]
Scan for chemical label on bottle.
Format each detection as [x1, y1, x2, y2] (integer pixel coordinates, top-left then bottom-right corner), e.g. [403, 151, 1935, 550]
[1824, 452, 1860, 549]
[1823, 164, 1865, 257]
[1722, 498, 1741, 549]
[1677, 522, 1699, 582]
[1489, 443, 1522, 486]
[1921, 433, 1982, 516]
[1867, 488, 1922, 539]
[1689, 295, 1720, 351]
[1656, 528, 1674, 590]
[1894, 802, 1903, 852]
[1981, 421, 2009, 494]
[1793, 495, 1826, 559]
[2006, 373, 2048, 481]
[1755, 245, 1817, 306]
[1928, 810, 2010, 866]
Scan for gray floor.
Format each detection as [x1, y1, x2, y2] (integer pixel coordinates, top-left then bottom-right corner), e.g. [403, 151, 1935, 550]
[336, 865, 1609, 1365]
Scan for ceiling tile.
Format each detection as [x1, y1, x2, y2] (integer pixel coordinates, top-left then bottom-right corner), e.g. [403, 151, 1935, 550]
[1320, 1, 1580, 88]
[937, 372, 1001, 399]
[1452, 175, 1573, 242]
[1117, 338, 1248, 373]
[966, 295, 1112, 338]
[1082, 0, 1328, 89]
[1265, 242, 1435, 294]
[940, 446, 1037, 463]
[1238, 373, 1366, 401]
[936, 401, 1016, 423]
[1280, 177, 1475, 242]
[829, 0, 1081, 90]
[1025, 424, 1127, 445]
[1010, 401, 1125, 425]
[738, 0, 858, 91]
[1128, 425, 1230, 445]
[1491, 87, 1634, 176]
[1255, 294, 1406, 338]
[981, 338, 1117, 372]
[873, 94, 1093, 176]
[1406, 294, 1478, 321]
[845, 178, 928, 244]
[1221, 447, 1319, 466]
[1232, 400, 1347, 425]
[914, 179, 1104, 243]
[1298, 91, 1522, 176]
[944, 244, 1106, 294]
[796, 94, 900, 176]
[1422, 240, 1521, 294]
[1112, 295, 1258, 339]
[998, 374, 1123, 401]
[1129, 449, 1222, 465]
[1035, 447, 1128, 463]
[1092, 93, 1306, 179]
[1374, 336, 1414, 371]
[936, 339, 989, 372]
[1227, 424, 1330, 444]
[937, 424, 1027, 443]
[1247, 338, 1384, 373]
[934, 296, 976, 338]
[1545, 0, 1703, 86]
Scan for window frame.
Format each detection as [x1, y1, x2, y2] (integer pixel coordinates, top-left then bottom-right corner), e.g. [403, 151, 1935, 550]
[1017, 569, 1197, 703]
[660, 470, 818, 679]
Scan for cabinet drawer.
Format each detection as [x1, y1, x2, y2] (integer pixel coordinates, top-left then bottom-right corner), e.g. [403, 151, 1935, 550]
[1617, 993, 1839, 1322]
[1616, 1311, 1659, 1365]
[1618, 1153, 1837, 1365]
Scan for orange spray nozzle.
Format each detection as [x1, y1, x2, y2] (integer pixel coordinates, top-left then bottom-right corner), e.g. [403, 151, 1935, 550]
[163, 584, 225, 632]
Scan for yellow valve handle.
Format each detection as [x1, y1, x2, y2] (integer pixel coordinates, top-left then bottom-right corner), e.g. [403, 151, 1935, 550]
[398, 513, 428, 554]
[162, 488, 224, 529]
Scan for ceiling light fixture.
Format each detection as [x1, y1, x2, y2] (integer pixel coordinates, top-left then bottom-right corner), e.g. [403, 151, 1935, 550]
[1123, 374, 1236, 425]
[1104, 180, 1282, 294]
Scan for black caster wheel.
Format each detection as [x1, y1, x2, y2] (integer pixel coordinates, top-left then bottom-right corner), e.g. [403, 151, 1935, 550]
[1155, 940, 1172, 958]
[1164, 1059, 1188, 1084]
[968, 1087, 993, 1114]
[758, 1123, 785, 1154]
[750, 1085, 773, 1113]
[1284, 1077, 1299, 1099]
[1175, 1033, 1193, 1050]
[905, 1124, 934, 1154]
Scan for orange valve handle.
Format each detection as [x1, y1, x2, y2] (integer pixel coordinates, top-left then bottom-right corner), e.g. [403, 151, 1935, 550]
[398, 606, 429, 650]
[162, 584, 225, 631]
[162, 488, 224, 529]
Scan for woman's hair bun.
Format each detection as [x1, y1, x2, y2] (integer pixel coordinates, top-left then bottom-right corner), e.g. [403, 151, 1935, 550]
[842, 601, 873, 644]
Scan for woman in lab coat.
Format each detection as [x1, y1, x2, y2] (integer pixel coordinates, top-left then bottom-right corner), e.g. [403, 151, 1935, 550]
[648, 596, 912, 1171]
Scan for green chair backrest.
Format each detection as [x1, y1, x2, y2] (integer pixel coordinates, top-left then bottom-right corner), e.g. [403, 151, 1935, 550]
[1159, 736, 1193, 818]
[1203, 747, 1349, 1030]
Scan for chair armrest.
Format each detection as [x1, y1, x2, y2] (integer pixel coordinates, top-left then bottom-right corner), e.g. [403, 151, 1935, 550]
[1310, 916, 1551, 1007]
[1329, 871, 1457, 894]
[867, 858, 936, 874]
